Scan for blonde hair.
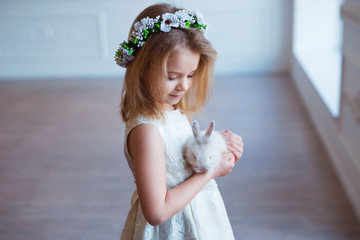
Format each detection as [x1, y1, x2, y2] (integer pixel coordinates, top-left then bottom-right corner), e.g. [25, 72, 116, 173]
[120, 3, 217, 122]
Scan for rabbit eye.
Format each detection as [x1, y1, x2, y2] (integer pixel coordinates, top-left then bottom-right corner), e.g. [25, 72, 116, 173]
[209, 156, 212, 160]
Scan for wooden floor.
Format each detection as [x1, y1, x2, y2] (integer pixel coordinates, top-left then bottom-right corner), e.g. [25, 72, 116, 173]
[0, 75, 359, 240]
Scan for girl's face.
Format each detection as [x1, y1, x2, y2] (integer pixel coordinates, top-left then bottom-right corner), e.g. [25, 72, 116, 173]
[159, 47, 200, 111]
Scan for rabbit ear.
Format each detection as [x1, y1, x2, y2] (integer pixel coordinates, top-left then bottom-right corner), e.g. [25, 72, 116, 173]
[192, 120, 202, 143]
[204, 121, 215, 138]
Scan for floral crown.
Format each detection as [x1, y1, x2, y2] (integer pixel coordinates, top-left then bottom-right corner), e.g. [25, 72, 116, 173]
[115, 9, 207, 68]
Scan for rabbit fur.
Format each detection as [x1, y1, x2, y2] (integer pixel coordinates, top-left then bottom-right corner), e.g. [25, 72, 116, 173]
[184, 120, 227, 173]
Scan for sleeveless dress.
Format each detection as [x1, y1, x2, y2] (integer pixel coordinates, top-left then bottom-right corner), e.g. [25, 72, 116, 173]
[120, 109, 234, 240]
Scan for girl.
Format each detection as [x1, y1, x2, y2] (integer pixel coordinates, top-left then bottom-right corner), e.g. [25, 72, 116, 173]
[116, 3, 243, 239]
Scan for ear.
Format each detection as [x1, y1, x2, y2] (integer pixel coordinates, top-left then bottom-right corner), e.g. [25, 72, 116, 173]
[192, 120, 202, 143]
[204, 121, 215, 138]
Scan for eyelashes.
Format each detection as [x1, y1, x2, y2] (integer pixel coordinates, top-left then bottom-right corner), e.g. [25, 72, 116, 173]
[168, 75, 194, 80]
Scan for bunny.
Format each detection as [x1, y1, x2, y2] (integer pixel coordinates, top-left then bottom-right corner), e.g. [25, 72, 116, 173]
[184, 120, 228, 173]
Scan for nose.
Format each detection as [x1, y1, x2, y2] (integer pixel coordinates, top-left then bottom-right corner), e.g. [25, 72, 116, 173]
[178, 77, 189, 91]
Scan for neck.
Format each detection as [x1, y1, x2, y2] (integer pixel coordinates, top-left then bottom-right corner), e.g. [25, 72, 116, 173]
[162, 104, 176, 111]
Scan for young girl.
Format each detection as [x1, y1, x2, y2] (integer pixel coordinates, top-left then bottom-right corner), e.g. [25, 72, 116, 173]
[116, 3, 243, 239]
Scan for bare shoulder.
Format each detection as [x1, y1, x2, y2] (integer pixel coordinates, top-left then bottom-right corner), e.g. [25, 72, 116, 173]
[127, 123, 163, 159]
[129, 123, 160, 138]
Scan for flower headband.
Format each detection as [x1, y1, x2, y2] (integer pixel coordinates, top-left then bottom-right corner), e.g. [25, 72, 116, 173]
[115, 9, 207, 68]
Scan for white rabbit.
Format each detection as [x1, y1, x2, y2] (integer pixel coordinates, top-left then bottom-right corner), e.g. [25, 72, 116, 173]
[184, 120, 228, 173]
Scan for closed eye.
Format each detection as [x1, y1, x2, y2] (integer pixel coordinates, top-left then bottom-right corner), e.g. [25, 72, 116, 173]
[188, 71, 196, 78]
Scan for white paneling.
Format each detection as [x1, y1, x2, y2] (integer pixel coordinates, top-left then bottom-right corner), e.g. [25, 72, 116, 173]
[340, 20, 360, 179]
[292, 55, 360, 221]
[0, 15, 102, 58]
[291, 0, 360, 220]
[341, 58, 360, 183]
[0, 0, 122, 78]
[0, 0, 293, 79]
[198, 0, 293, 75]
[340, 0, 360, 183]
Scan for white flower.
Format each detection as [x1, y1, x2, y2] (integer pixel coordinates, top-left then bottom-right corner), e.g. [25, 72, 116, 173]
[195, 9, 205, 25]
[140, 17, 153, 28]
[115, 10, 208, 69]
[133, 16, 158, 34]
[133, 21, 142, 32]
[175, 10, 192, 22]
[137, 41, 145, 47]
[174, 10, 194, 28]
[160, 13, 179, 32]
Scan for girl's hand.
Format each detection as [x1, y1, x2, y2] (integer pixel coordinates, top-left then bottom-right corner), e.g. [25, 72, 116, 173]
[220, 131, 244, 163]
[212, 152, 235, 178]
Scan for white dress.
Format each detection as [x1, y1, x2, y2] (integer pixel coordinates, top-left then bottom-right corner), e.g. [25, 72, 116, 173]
[120, 109, 234, 240]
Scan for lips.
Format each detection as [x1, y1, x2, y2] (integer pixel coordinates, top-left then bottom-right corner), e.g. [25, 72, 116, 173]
[170, 94, 183, 99]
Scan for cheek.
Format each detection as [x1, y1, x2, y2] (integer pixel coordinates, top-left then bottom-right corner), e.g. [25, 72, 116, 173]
[159, 80, 172, 93]
[166, 81, 178, 92]
[187, 79, 194, 91]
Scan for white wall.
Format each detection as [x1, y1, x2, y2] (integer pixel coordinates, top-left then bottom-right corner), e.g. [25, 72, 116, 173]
[0, 0, 293, 79]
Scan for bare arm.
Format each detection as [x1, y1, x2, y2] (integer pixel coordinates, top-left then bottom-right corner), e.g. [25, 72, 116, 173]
[128, 123, 234, 226]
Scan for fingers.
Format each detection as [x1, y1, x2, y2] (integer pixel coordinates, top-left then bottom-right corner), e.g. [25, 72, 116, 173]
[228, 145, 243, 163]
[224, 152, 235, 163]
[221, 131, 244, 162]
[225, 153, 235, 175]
[216, 152, 235, 177]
